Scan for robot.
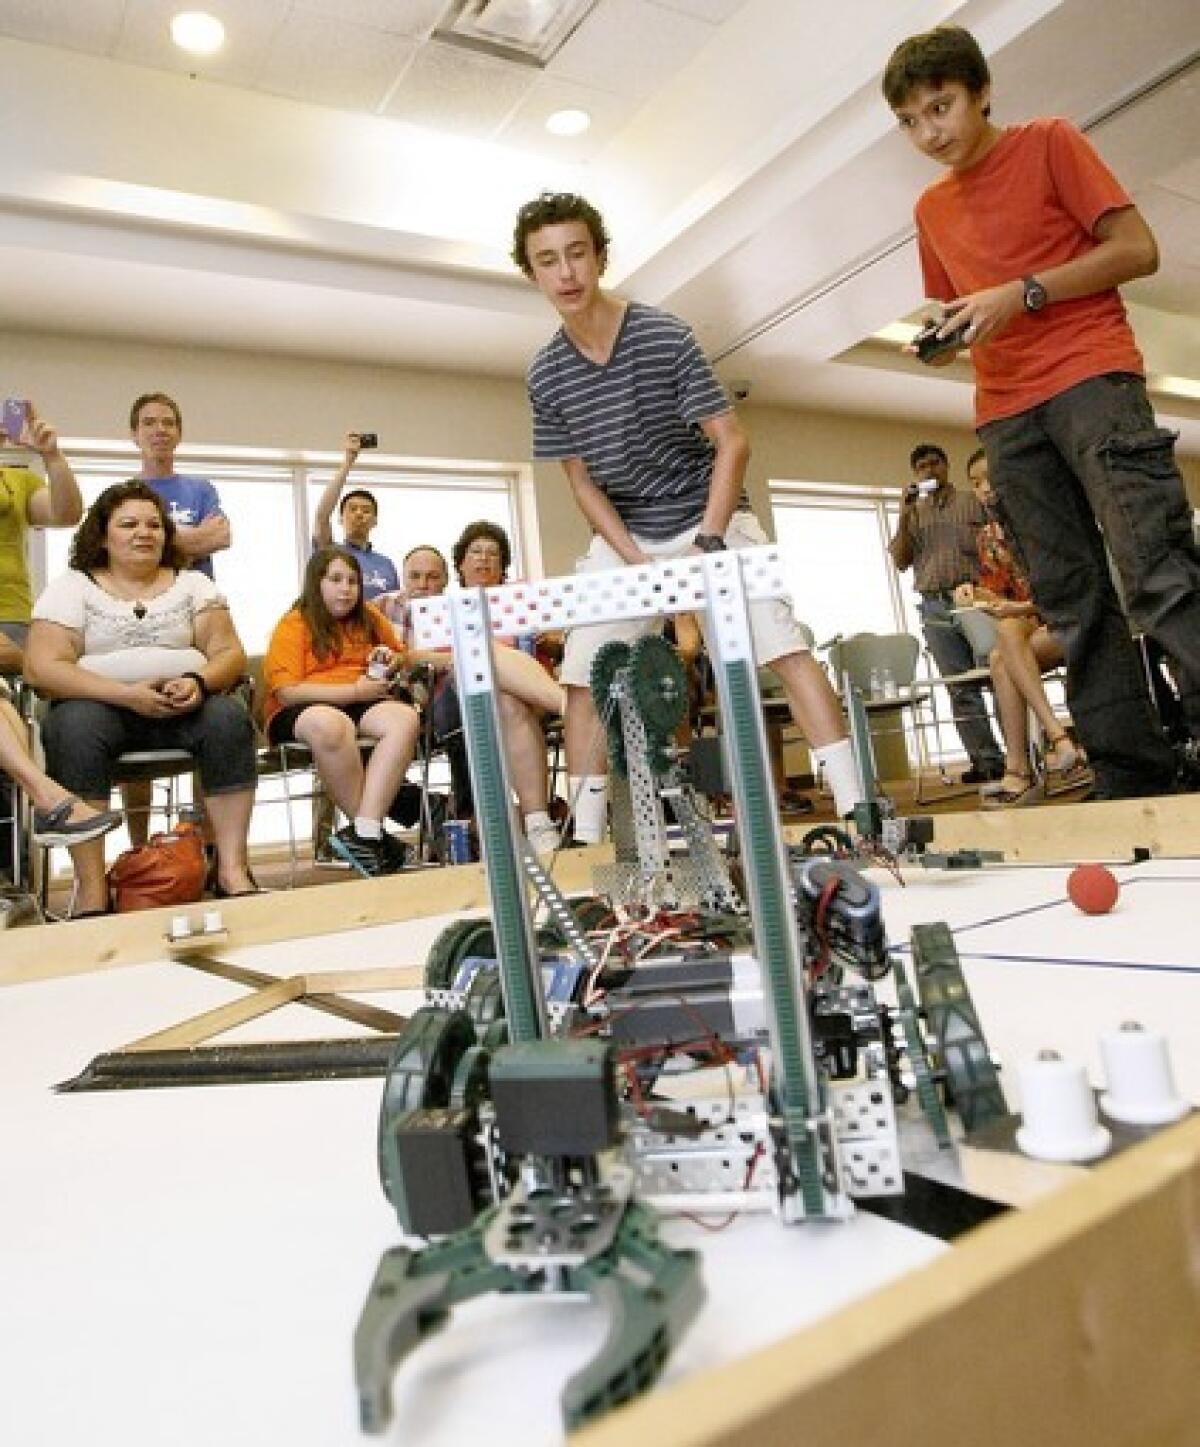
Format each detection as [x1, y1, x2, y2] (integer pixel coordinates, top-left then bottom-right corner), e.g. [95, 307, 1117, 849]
[354, 548, 1005, 1433]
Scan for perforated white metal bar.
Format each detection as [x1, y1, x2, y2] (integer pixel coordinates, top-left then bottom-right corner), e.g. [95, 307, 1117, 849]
[411, 546, 789, 648]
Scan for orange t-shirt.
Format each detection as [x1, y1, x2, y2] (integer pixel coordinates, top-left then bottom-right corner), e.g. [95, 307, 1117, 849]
[915, 118, 1144, 427]
[264, 604, 402, 730]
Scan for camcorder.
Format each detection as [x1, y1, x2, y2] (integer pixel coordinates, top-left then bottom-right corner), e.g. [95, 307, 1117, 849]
[904, 478, 940, 502]
[914, 318, 970, 364]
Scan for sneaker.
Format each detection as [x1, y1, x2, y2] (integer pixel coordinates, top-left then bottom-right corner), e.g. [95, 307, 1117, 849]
[329, 826, 390, 878]
[314, 839, 350, 868]
[526, 820, 561, 855]
[778, 789, 815, 816]
[380, 832, 411, 872]
[33, 797, 123, 848]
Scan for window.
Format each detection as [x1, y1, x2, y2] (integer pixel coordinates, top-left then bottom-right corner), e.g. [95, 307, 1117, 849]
[30, 444, 524, 852]
[35, 451, 522, 651]
[305, 472, 519, 589]
[770, 481, 917, 651]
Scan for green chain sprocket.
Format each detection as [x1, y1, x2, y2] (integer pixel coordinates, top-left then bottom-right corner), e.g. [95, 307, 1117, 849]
[590, 640, 632, 776]
[628, 635, 688, 772]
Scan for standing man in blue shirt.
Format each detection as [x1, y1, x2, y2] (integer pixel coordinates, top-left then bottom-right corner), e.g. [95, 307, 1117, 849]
[125, 391, 232, 842]
[513, 191, 863, 842]
[130, 392, 229, 580]
[312, 432, 399, 600]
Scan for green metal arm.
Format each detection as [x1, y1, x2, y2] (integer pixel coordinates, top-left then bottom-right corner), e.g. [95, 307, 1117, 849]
[354, 1201, 703, 1436]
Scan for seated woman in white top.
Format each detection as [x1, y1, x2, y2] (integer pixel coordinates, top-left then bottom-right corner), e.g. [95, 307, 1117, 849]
[24, 482, 258, 916]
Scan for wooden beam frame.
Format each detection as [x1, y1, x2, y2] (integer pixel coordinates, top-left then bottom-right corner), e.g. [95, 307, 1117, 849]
[120, 963, 422, 1053]
[578, 1111, 1200, 1447]
[5, 790, 1195, 988]
[0, 846, 614, 985]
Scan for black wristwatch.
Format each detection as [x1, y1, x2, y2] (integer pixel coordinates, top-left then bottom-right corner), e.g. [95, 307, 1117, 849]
[693, 532, 727, 553]
[1022, 275, 1048, 313]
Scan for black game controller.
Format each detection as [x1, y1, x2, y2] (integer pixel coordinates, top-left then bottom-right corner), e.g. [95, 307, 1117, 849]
[914, 318, 971, 363]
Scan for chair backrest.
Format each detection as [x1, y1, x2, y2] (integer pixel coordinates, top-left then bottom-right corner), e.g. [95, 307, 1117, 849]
[245, 654, 268, 739]
[829, 632, 920, 692]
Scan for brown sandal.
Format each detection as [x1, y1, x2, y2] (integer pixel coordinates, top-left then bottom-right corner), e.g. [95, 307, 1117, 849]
[1044, 734, 1081, 775]
[982, 775, 1042, 808]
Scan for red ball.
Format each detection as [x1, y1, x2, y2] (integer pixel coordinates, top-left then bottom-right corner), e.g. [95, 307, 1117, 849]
[1067, 863, 1120, 915]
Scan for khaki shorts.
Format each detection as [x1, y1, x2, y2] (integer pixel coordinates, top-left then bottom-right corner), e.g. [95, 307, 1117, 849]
[560, 511, 813, 687]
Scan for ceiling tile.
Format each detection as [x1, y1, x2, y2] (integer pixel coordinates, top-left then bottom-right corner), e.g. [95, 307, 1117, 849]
[381, 39, 538, 138]
[547, 0, 712, 98]
[497, 74, 633, 160]
[643, 0, 749, 22]
[0, 0, 123, 54]
[113, 0, 292, 87]
[256, 12, 417, 112]
[292, 0, 450, 40]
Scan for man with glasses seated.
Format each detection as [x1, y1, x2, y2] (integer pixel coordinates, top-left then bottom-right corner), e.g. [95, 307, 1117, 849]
[381, 533, 565, 857]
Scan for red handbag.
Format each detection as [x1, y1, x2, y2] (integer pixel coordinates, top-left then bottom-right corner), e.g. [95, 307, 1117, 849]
[108, 820, 208, 914]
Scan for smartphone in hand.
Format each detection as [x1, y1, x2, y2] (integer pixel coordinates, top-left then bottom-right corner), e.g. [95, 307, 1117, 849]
[358, 432, 378, 449]
[2, 398, 30, 443]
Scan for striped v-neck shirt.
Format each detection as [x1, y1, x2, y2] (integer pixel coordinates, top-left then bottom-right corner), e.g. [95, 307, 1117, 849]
[527, 301, 737, 541]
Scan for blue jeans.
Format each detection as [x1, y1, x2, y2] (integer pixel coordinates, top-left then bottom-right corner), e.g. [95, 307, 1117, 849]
[918, 596, 1003, 771]
[979, 372, 1200, 792]
[43, 695, 257, 801]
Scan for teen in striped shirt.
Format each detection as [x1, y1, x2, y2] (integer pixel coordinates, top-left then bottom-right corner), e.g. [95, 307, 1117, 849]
[513, 192, 863, 841]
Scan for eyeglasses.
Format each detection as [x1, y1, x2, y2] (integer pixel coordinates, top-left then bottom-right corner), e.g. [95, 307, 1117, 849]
[465, 544, 503, 560]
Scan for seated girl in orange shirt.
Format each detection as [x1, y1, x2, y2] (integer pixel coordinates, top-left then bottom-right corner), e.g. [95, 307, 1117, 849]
[265, 546, 420, 876]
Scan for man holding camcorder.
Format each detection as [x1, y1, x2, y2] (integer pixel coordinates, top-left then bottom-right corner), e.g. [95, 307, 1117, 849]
[890, 441, 1004, 784]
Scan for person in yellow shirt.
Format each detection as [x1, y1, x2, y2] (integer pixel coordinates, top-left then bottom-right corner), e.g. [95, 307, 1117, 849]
[1, 402, 83, 673]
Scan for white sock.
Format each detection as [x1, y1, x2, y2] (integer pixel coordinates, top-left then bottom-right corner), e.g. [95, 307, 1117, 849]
[811, 739, 863, 818]
[569, 775, 608, 844]
[354, 816, 382, 840]
[524, 811, 559, 853]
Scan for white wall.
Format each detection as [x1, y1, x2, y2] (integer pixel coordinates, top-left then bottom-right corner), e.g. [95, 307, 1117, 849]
[7, 327, 1195, 586]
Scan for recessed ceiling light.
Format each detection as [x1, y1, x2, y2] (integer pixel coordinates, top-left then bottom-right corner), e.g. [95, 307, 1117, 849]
[171, 11, 226, 57]
[545, 108, 591, 137]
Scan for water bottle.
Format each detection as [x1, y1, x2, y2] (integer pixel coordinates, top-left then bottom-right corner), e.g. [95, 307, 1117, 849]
[867, 667, 882, 700]
[882, 665, 898, 700]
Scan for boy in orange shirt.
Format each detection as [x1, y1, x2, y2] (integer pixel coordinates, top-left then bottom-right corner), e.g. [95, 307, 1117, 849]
[884, 25, 1200, 799]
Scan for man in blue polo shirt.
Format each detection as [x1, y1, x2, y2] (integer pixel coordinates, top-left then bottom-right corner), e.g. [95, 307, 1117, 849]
[312, 432, 399, 599]
[130, 392, 229, 580]
[513, 191, 863, 842]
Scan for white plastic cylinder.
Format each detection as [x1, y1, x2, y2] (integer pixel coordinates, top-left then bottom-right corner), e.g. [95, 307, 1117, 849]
[1100, 1024, 1189, 1127]
[1015, 1053, 1111, 1163]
